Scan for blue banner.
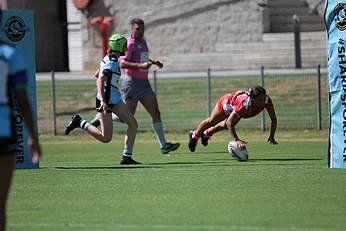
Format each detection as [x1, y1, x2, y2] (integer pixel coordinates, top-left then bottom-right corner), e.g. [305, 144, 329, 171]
[325, 0, 346, 168]
[0, 10, 38, 169]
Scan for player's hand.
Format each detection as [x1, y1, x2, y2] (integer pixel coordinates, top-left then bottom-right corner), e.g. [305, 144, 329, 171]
[267, 137, 278, 145]
[28, 137, 41, 164]
[149, 59, 163, 69]
[141, 61, 152, 69]
[101, 100, 108, 113]
[235, 139, 247, 150]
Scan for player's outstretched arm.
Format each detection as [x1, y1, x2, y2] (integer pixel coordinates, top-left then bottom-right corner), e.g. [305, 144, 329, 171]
[266, 107, 278, 145]
[226, 112, 247, 149]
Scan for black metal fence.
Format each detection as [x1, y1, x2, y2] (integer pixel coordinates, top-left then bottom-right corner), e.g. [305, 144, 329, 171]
[37, 66, 328, 135]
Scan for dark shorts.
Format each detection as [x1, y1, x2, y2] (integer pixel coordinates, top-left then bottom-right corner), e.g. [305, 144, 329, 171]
[122, 74, 155, 104]
[0, 137, 17, 155]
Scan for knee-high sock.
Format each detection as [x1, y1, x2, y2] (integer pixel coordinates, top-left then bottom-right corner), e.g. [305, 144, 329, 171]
[153, 122, 167, 148]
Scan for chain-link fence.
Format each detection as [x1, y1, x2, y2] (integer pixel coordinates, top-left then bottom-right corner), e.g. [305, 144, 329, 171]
[36, 66, 328, 135]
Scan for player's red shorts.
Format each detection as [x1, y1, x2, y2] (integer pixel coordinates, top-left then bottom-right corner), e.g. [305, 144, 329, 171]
[216, 94, 233, 118]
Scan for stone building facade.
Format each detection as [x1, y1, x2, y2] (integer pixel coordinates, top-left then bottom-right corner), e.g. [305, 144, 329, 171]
[80, 0, 266, 72]
[4, 0, 325, 72]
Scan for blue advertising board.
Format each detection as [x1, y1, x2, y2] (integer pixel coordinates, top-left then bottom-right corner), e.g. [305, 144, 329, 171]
[325, 0, 346, 168]
[0, 10, 38, 168]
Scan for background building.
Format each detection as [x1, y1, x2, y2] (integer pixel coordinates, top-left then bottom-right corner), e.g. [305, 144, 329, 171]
[8, 0, 69, 71]
[6, 0, 325, 72]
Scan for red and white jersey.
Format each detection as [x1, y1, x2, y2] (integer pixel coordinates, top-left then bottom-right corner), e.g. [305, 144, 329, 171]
[217, 91, 274, 118]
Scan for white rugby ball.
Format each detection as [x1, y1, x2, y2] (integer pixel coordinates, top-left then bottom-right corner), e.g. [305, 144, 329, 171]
[227, 141, 249, 161]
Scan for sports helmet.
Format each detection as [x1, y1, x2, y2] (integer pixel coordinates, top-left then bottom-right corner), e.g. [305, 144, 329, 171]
[108, 34, 127, 53]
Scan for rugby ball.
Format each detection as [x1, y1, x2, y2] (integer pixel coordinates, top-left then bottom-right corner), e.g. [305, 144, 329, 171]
[227, 141, 249, 161]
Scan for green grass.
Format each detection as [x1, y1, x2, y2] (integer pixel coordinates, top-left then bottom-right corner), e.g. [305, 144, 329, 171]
[7, 131, 346, 231]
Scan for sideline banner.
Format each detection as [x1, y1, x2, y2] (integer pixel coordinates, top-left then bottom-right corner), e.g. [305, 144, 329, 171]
[0, 10, 38, 169]
[325, 1, 346, 168]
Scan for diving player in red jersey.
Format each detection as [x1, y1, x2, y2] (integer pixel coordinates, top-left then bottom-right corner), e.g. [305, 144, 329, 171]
[188, 86, 278, 152]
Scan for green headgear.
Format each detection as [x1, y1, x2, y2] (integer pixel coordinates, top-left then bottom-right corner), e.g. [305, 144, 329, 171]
[108, 34, 127, 53]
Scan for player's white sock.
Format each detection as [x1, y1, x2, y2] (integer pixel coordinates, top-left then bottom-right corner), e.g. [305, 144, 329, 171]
[192, 130, 199, 140]
[80, 120, 90, 130]
[123, 148, 132, 157]
[203, 130, 211, 138]
[153, 122, 167, 148]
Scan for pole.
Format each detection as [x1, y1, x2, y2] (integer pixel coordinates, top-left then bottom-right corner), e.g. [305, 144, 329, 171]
[293, 14, 302, 68]
[317, 65, 322, 130]
[153, 70, 157, 94]
[51, 70, 57, 136]
[260, 66, 265, 131]
[207, 68, 211, 116]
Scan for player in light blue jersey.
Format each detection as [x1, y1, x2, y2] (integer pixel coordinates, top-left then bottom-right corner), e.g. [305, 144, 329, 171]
[90, 18, 180, 155]
[0, 32, 42, 231]
[65, 34, 140, 165]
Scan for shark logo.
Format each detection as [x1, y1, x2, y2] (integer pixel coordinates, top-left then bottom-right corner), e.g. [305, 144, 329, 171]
[4, 16, 27, 42]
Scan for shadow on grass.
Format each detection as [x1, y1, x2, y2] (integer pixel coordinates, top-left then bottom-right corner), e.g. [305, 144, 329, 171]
[42, 161, 225, 170]
[41, 158, 323, 170]
[249, 158, 323, 162]
[147, 161, 206, 165]
[194, 151, 227, 154]
[43, 166, 148, 170]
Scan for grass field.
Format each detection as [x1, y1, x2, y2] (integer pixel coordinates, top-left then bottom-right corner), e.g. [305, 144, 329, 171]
[7, 130, 346, 231]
